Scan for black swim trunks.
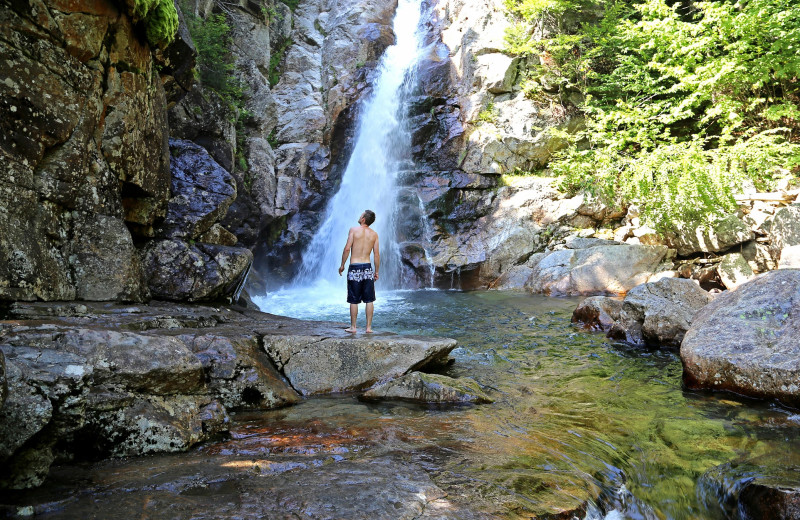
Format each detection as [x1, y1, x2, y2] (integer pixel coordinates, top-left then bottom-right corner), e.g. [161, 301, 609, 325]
[347, 263, 376, 304]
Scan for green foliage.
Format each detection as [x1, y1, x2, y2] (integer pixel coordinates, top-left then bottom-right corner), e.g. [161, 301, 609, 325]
[504, 0, 800, 232]
[282, 0, 300, 11]
[267, 129, 279, 148]
[185, 11, 244, 108]
[131, 0, 179, 47]
[269, 37, 293, 87]
[477, 102, 500, 124]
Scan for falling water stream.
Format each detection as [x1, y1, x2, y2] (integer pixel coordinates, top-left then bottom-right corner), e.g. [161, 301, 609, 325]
[293, 0, 426, 290]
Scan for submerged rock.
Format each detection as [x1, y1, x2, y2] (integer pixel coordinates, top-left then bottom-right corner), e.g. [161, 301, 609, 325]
[264, 334, 457, 396]
[363, 372, 493, 404]
[681, 269, 800, 406]
[700, 455, 800, 520]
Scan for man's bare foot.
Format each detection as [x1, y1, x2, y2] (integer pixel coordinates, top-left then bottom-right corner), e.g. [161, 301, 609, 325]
[365, 329, 374, 333]
[345, 327, 357, 333]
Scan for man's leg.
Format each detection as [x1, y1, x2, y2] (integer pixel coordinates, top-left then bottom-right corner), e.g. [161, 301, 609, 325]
[346, 303, 358, 333]
[365, 302, 374, 333]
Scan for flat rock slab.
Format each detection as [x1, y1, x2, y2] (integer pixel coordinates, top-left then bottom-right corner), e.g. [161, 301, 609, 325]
[0, 301, 457, 488]
[264, 333, 457, 396]
[681, 269, 800, 406]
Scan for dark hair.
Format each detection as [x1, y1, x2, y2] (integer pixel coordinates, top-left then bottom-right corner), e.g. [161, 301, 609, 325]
[363, 209, 376, 226]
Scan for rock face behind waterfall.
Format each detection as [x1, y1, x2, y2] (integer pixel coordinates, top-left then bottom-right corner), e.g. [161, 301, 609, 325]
[0, 301, 457, 489]
[681, 269, 800, 406]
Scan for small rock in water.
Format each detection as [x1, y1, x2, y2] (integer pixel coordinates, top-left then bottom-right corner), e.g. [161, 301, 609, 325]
[362, 371, 493, 404]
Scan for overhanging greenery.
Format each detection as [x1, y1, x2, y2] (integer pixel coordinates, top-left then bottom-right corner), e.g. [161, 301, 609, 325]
[505, 0, 800, 231]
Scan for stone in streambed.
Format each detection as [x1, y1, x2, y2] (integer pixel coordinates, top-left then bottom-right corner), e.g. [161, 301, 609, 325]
[609, 277, 714, 347]
[665, 214, 754, 256]
[681, 269, 800, 406]
[362, 372, 493, 404]
[572, 296, 623, 332]
[264, 333, 457, 396]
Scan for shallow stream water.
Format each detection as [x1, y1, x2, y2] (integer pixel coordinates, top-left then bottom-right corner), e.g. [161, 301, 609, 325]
[6, 290, 800, 519]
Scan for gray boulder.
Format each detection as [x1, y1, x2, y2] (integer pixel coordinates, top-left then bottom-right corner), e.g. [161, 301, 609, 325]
[183, 333, 301, 410]
[526, 244, 670, 296]
[716, 252, 754, 290]
[609, 278, 714, 347]
[665, 215, 754, 256]
[681, 269, 800, 405]
[264, 333, 457, 395]
[142, 239, 253, 302]
[159, 139, 237, 240]
[363, 372, 493, 404]
[68, 214, 149, 301]
[87, 396, 229, 457]
[771, 205, 800, 268]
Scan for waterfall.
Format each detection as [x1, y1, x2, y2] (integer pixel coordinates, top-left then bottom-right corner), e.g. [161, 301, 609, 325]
[293, 0, 425, 289]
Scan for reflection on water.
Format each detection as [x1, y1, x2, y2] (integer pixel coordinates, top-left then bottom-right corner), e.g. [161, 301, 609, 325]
[6, 290, 800, 519]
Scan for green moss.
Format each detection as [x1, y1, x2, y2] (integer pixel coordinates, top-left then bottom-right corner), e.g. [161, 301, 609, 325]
[130, 0, 179, 48]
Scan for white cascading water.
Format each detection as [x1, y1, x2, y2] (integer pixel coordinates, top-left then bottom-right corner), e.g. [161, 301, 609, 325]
[254, 0, 426, 317]
[293, 0, 425, 289]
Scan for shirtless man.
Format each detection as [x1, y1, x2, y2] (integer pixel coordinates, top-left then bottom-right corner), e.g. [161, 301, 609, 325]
[338, 210, 380, 333]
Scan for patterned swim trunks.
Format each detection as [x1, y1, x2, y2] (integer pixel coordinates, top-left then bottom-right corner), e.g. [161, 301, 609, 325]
[347, 263, 375, 304]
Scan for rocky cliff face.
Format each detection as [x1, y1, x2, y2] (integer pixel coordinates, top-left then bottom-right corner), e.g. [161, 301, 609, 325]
[0, 0, 252, 303]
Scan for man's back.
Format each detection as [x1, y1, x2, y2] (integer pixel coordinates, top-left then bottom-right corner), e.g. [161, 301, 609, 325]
[349, 226, 378, 263]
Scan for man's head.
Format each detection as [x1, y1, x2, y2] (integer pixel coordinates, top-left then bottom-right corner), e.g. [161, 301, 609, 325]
[361, 210, 376, 226]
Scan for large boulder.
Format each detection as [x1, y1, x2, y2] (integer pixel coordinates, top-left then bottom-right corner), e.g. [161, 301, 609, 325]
[607, 278, 714, 347]
[665, 215, 754, 256]
[182, 333, 300, 410]
[159, 139, 237, 240]
[525, 244, 670, 296]
[263, 333, 457, 395]
[141, 239, 253, 302]
[771, 205, 800, 268]
[362, 372, 493, 404]
[681, 269, 800, 406]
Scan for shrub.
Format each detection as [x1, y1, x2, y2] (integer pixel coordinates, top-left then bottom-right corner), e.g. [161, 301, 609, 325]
[504, 0, 800, 232]
[185, 11, 244, 107]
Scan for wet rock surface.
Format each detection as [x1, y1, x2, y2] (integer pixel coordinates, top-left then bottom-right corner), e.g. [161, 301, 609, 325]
[265, 334, 457, 396]
[0, 301, 456, 488]
[681, 269, 800, 406]
[363, 372, 492, 404]
[700, 454, 800, 520]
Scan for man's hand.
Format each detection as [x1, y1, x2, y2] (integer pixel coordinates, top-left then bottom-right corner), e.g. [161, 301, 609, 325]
[338, 265, 344, 276]
[374, 272, 379, 281]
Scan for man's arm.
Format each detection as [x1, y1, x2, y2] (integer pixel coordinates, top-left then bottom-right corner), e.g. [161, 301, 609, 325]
[338, 228, 355, 276]
[372, 235, 380, 281]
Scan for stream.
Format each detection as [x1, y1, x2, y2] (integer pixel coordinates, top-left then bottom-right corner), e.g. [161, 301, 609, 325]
[7, 289, 799, 519]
